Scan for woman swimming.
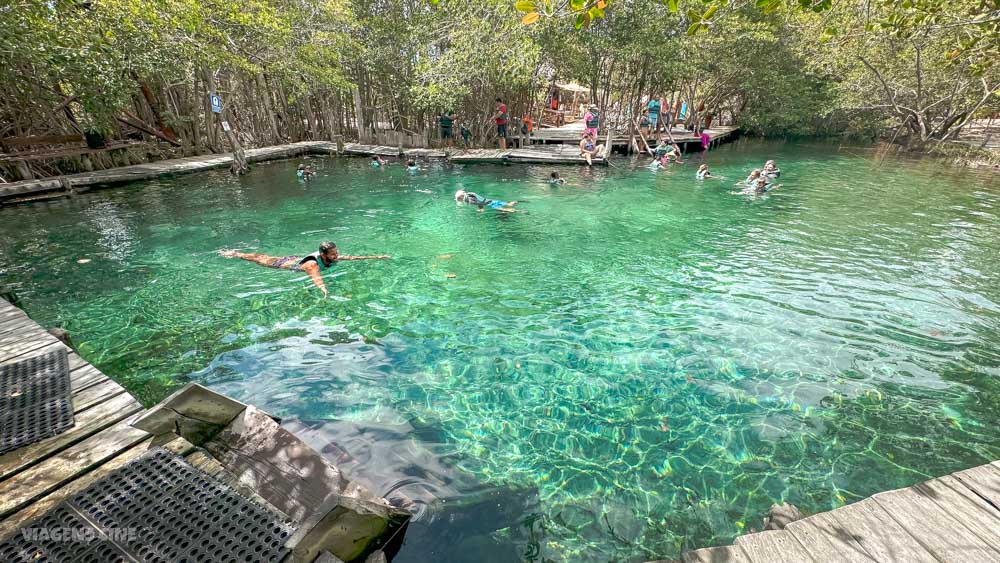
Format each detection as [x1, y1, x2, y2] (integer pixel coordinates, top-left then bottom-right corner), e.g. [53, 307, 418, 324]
[219, 241, 390, 297]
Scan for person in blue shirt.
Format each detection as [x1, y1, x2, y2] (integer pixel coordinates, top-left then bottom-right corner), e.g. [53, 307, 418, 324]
[550, 171, 566, 185]
[371, 155, 386, 167]
[647, 98, 661, 134]
[219, 242, 391, 297]
[406, 160, 419, 173]
[454, 189, 521, 212]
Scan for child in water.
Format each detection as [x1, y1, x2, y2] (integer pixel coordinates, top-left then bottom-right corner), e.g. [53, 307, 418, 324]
[371, 155, 386, 167]
[296, 164, 306, 178]
[739, 168, 761, 186]
[550, 171, 566, 185]
[696, 164, 712, 179]
[406, 160, 419, 173]
[763, 160, 780, 178]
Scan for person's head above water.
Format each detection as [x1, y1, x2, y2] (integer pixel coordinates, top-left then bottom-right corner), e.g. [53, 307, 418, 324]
[764, 160, 776, 169]
[319, 241, 338, 261]
[551, 171, 560, 179]
[454, 189, 467, 201]
[297, 164, 305, 170]
[698, 164, 708, 171]
[748, 168, 761, 179]
[407, 160, 416, 167]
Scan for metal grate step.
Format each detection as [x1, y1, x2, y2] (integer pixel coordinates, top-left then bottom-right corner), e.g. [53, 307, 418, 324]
[0, 348, 74, 454]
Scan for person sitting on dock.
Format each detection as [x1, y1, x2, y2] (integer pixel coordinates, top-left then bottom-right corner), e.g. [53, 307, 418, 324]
[371, 155, 386, 167]
[763, 159, 781, 178]
[550, 171, 566, 185]
[583, 105, 600, 139]
[579, 133, 605, 166]
[454, 189, 520, 212]
[219, 242, 391, 297]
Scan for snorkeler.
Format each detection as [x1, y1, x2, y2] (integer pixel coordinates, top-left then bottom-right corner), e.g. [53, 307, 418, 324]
[454, 189, 520, 212]
[550, 171, 566, 185]
[218, 241, 390, 297]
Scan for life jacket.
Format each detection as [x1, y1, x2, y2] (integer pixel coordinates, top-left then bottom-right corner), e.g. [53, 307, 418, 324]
[299, 251, 331, 271]
[586, 111, 599, 128]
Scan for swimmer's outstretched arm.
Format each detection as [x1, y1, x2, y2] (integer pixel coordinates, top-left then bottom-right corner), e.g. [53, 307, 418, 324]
[298, 261, 328, 297]
[338, 254, 392, 260]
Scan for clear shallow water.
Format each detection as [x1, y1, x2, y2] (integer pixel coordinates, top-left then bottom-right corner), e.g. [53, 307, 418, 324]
[1, 140, 999, 561]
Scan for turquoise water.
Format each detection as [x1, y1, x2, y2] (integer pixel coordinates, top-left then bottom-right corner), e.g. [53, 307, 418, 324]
[1, 140, 999, 561]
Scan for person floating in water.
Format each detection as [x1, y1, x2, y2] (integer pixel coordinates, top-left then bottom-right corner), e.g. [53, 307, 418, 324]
[696, 164, 713, 179]
[550, 171, 566, 185]
[762, 159, 780, 178]
[297, 164, 315, 179]
[406, 160, 419, 174]
[738, 168, 762, 187]
[738, 176, 781, 195]
[454, 189, 520, 212]
[219, 241, 390, 297]
[371, 155, 386, 167]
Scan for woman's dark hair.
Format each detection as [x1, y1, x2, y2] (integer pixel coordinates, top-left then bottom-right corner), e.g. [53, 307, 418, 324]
[319, 241, 337, 253]
[551, 171, 559, 178]
[495, 97, 502, 103]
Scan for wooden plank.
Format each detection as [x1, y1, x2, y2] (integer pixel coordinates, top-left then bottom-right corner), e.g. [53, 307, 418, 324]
[0, 336, 61, 364]
[915, 475, 1000, 552]
[70, 364, 109, 393]
[786, 510, 877, 563]
[70, 378, 127, 412]
[0, 134, 84, 148]
[0, 420, 149, 518]
[734, 529, 815, 563]
[0, 392, 142, 480]
[0, 323, 51, 346]
[872, 487, 1000, 562]
[828, 499, 938, 563]
[0, 435, 194, 541]
[184, 449, 288, 520]
[954, 463, 1000, 509]
[681, 545, 752, 563]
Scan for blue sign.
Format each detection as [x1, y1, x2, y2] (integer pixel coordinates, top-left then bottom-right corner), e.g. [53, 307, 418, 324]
[210, 93, 222, 114]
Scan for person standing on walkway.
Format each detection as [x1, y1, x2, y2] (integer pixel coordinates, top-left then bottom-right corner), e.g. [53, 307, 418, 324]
[647, 97, 661, 135]
[492, 98, 509, 150]
[583, 104, 600, 139]
[439, 111, 456, 148]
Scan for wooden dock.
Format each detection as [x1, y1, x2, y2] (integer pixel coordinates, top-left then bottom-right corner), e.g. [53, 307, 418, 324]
[0, 297, 409, 561]
[530, 122, 738, 148]
[651, 460, 1000, 563]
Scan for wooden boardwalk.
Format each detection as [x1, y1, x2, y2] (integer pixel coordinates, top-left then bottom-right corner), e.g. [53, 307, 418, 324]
[0, 297, 183, 540]
[652, 460, 1000, 563]
[530, 123, 738, 147]
[0, 297, 408, 561]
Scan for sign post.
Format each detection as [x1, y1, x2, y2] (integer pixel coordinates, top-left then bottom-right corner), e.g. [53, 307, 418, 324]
[209, 93, 223, 114]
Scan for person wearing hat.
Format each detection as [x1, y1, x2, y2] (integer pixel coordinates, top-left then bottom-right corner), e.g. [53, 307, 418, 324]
[583, 104, 600, 139]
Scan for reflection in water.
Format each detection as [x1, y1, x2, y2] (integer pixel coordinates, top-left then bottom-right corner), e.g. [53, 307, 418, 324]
[1, 140, 999, 561]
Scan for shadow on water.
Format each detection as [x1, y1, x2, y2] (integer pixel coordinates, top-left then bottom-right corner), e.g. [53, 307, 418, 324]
[284, 417, 544, 563]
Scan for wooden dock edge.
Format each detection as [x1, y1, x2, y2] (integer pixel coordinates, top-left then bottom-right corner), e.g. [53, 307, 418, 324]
[0, 298, 409, 563]
[648, 459, 1000, 562]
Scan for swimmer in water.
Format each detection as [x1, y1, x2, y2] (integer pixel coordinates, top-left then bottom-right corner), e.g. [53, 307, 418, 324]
[762, 159, 780, 178]
[696, 164, 712, 179]
[219, 241, 390, 297]
[454, 189, 521, 212]
[739, 175, 781, 195]
[738, 168, 762, 187]
[550, 171, 566, 185]
[371, 155, 386, 167]
[406, 160, 419, 173]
